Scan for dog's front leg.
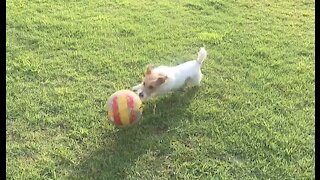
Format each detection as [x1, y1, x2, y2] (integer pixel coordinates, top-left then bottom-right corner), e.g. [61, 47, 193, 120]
[132, 83, 143, 91]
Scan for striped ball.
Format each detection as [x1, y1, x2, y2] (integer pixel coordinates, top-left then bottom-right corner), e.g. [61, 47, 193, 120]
[106, 90, 143, 127]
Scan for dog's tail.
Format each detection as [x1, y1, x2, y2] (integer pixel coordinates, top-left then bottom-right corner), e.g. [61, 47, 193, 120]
[196, 47, 207, 64]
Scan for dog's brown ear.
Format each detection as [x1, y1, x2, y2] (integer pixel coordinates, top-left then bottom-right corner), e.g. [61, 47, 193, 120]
[157, 75, 168, 84]
[145, 64, 153, 75]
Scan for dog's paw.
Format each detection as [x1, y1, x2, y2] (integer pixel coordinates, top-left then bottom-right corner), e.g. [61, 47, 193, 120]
[132, 84, 141, 91]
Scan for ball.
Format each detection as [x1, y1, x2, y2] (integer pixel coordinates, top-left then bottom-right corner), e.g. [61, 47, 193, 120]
[106, 90, 143, 127]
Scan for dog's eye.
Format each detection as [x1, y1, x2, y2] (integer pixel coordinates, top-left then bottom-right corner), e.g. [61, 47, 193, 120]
[143, 82, 145, 86]
[148, 86, 153, 89]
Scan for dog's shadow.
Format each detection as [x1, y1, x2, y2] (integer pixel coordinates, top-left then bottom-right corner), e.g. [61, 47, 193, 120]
[69, 87, 200, 179]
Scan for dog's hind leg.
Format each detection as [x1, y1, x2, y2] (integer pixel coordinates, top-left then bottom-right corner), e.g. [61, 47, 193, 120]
[189, 72, 203, 87]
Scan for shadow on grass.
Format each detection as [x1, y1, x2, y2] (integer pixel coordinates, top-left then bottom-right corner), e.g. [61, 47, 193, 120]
[69, 87, 200, 179]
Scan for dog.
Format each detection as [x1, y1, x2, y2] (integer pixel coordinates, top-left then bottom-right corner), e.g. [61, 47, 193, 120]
[132, 47, 207, 100]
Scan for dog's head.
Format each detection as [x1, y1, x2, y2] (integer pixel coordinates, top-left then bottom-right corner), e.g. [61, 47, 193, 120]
[139, 64, 167, 98]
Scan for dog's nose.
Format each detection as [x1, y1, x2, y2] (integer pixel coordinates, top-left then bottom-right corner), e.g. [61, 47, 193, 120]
[139, 92, 144, 98]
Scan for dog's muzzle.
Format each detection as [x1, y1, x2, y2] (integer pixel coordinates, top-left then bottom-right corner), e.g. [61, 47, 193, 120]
[139, 92, 144, 98]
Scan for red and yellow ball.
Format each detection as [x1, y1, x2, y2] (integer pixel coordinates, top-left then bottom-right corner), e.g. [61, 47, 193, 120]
[106, 90, 143, 127]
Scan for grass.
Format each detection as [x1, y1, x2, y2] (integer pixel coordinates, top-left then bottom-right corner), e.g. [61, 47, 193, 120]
[6, 0, 315, 179]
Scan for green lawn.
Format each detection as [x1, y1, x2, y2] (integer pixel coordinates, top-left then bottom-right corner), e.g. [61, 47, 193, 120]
[6, 0, 315, 179]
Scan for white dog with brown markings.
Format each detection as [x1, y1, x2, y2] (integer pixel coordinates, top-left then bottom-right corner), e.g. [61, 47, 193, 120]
[132, 47, 208, 100]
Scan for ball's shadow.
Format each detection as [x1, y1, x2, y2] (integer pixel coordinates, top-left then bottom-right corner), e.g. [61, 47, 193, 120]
[69, 87, 200, 179]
